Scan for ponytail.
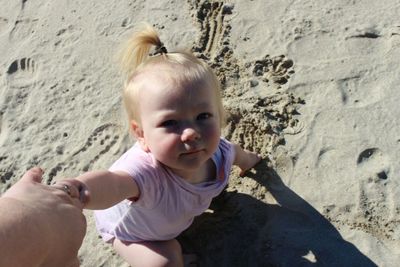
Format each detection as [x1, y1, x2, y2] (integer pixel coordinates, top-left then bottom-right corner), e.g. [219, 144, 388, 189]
[118, 24, 166, 78]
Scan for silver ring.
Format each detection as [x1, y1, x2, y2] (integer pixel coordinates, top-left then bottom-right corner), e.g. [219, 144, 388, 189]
[61, 184, 71, 196]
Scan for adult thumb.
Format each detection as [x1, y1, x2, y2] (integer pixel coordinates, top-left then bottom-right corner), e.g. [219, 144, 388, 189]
[22, 167, 44, 183]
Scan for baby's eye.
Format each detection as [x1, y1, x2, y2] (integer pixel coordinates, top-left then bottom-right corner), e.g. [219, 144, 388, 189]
[197, 112, 212, 120]
[160, 120, 178, 128]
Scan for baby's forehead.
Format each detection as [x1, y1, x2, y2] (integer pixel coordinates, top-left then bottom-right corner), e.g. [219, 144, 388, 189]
[134, 64, 177, 83]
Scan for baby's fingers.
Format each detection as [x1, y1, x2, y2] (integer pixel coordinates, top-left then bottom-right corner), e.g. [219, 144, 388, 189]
[78, 185, 90, 206]
[239, 152, 262, 177]
[53, 179, 83, 200]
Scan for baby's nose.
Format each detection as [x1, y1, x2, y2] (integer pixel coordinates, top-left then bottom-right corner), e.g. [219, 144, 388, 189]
[181, 127, 200, 142]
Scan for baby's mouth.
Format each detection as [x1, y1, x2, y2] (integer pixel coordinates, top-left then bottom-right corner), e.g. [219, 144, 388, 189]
[184, 149, 199, 154]
[183, 143, 201, 153]
[182, 147, 203, 155]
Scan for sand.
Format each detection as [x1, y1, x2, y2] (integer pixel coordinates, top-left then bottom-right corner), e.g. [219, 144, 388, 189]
[1, 0, 399, 266]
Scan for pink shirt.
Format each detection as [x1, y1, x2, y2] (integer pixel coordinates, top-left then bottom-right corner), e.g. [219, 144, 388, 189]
[94, 138, 235, 243]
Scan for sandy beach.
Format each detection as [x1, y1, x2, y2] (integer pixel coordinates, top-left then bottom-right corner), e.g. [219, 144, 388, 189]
[1, 0, 399, 266]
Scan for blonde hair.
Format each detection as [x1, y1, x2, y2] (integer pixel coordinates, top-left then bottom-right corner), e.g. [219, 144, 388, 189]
[118, 24, 225, 127]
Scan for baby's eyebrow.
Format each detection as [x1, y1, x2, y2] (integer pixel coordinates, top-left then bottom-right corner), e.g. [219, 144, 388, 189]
[193, 102, 212, 109]
[156, 110, 178, 117]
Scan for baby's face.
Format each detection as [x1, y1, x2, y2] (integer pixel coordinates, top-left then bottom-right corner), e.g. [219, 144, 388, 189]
[136, 73, 221, 179]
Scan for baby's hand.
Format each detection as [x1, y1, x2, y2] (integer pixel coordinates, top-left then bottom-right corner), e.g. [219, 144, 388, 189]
[234, 145, 262, 177]
[52, 178, 89, 205]
[239, 150, 261, 176]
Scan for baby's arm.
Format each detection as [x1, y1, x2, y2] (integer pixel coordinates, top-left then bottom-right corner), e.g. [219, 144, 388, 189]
[60, 171, 139, 210]
[232, 143, 261, 176]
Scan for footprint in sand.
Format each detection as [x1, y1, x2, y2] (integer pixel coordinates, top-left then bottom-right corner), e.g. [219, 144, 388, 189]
[356, 147, 389, 180]
[7, 57, 36, 75]
[0, 57, 38, 134]
[6, 57, 38, 88]
[2, 57, 37, 113]
[47, 123, 123, 184]
[336, 75, 384, 107]
[354, 147, 396, 239]
[323, 147, 395, 240]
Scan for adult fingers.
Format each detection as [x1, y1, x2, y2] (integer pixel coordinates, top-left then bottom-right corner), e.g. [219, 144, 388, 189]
[56, 179, 90, 205]
[78, 186, 90, 206]
[21, 167, 44, 183]
[70, 197, 85, 210]
[52, 179, 90, 208]
[52, 179, 81, 199]
[3, 167, 45, 198]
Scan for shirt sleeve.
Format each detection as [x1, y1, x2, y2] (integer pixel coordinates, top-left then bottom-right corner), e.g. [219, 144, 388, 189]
[109, 144, 162, 209]
[219, 137, 236, 171]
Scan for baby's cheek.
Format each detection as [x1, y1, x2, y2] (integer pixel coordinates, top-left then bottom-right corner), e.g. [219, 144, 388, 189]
[203, 125, 220, 150]
[203, 123, 220, 139]
[155, 137, 178, 156]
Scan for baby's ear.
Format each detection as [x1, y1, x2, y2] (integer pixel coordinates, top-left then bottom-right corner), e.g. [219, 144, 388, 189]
[130, 120, 150, 152]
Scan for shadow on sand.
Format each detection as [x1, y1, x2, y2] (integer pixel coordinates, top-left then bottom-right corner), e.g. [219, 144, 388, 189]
[178, 160, 377, 267]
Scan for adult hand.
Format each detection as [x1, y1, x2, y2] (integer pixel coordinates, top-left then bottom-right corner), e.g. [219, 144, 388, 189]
[0, 167, 87, 267]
